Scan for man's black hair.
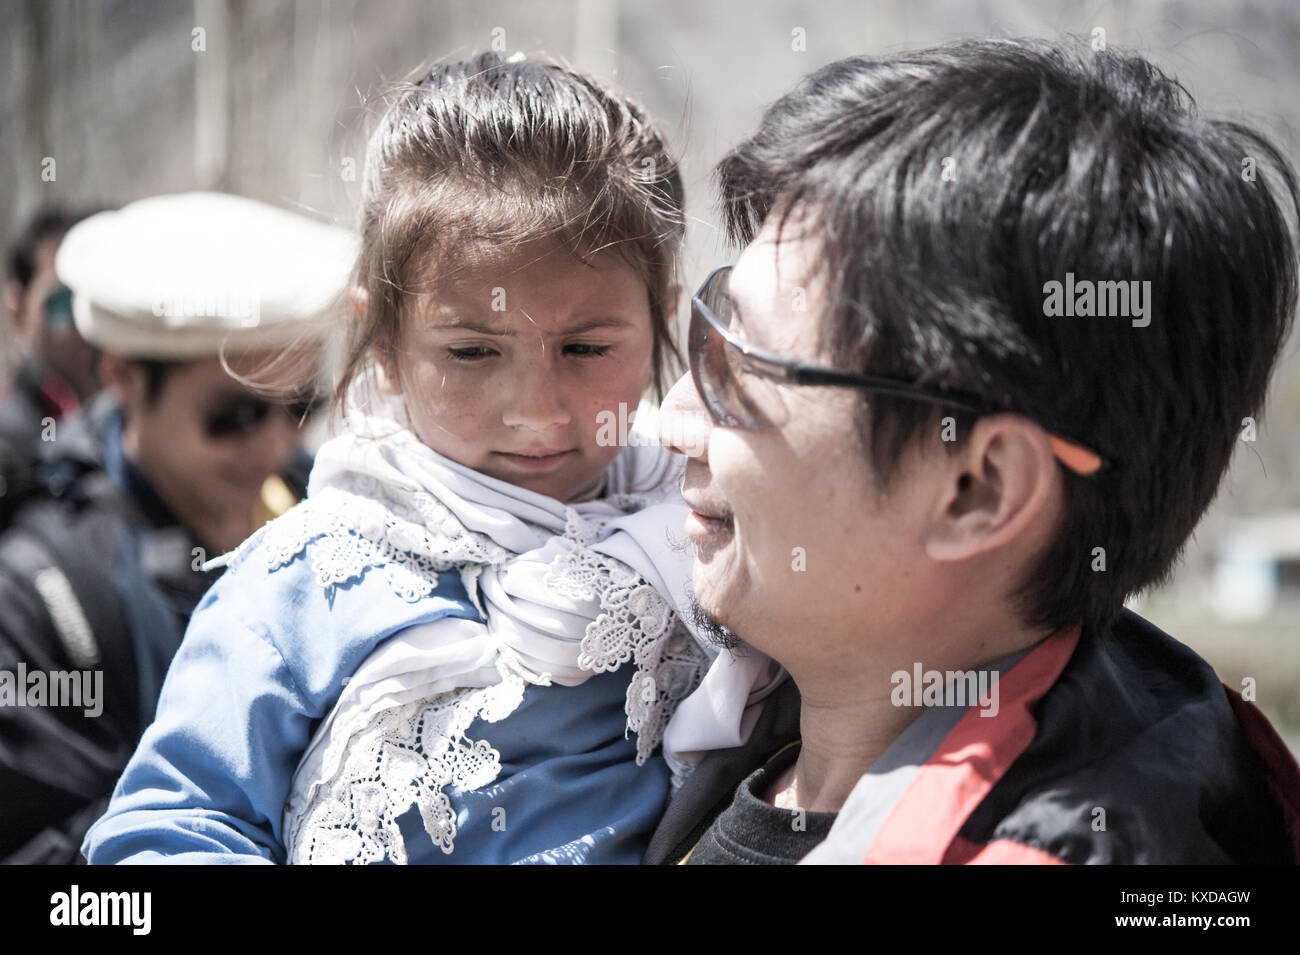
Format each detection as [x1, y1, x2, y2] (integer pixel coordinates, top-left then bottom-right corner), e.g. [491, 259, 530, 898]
[7, 206, 104, 290]
[717, 38, 1300, 637]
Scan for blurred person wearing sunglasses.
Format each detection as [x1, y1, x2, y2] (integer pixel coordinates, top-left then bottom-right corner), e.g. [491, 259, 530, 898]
[1, 207, 105, 525]
[646, 40, 1300, 865]
[0, 193, 354, 863]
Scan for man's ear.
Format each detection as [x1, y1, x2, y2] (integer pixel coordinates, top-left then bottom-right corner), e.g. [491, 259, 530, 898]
[98, 353, 147, 411]
[4, 281, 29, 334]
[924, 414, 1061, 563]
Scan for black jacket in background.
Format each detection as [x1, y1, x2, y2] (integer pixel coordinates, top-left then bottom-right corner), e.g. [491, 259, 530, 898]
[0, 395, 310, 864]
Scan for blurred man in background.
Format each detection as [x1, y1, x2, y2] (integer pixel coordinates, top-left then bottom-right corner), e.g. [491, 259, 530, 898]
[1, 207, 104, 526]
[0, 192, 355, 863]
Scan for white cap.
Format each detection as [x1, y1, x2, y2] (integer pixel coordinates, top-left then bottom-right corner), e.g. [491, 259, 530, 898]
[54, 192, 358, 359]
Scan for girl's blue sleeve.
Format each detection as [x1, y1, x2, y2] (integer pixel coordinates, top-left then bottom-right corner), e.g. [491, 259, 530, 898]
[82, 614, 306, 863]
[81, 554, 478, 865]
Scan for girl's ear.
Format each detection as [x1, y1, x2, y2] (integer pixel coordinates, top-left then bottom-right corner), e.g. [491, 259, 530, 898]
[665, 284, 681, 322]
[353, 286, 401, 395]
[348, 286, 368, 319]
[372, 348, 402, 396]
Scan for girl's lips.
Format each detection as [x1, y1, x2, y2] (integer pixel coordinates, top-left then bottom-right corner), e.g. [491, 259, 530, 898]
[493, 449, 576, 471]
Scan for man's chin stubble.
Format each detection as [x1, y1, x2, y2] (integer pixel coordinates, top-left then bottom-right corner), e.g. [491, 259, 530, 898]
[685, 594, 746, 651]
[665, 527, 748, 652]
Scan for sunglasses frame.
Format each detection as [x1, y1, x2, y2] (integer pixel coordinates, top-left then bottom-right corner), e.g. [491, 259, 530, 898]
[688, 266, 1112, 476]
[201, 392, 324, 441]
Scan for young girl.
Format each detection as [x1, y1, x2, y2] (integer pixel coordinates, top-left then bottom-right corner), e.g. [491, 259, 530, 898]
[82, 53, 780, 865]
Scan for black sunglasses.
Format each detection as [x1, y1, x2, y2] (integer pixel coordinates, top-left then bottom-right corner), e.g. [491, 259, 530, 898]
[202, 392, 325, 440]
[688, 266, 1110, 476]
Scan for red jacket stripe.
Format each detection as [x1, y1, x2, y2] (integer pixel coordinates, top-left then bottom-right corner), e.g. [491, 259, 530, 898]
[1222, 686, 1300, 860]
[863, 626, 1081, 864]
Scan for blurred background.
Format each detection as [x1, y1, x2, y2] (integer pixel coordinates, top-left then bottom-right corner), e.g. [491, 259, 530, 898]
[3, 0, 1298, 750]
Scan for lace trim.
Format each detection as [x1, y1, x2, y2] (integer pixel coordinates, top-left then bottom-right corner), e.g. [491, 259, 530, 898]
[286, 505, 708, 865]
[233, 475, 509, 601]
[287, 655, 539, 865]
[547, 509, 697, 767]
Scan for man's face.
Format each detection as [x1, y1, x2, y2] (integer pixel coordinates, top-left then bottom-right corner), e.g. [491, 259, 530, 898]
[8, 237, 100, 400]
[119, 354, 307, 542]
[382, 243, 656, 501]
[659, 220, 946, 675]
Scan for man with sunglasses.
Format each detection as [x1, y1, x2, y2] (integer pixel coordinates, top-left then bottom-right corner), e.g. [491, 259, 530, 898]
[1, 207, 104, 526]
[0, 193, 354, 863]
[647, 40, 1300, 865]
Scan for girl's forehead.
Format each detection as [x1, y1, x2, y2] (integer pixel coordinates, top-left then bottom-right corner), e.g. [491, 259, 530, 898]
[420, 244, 648, 312]
[434, 237, 615, 280]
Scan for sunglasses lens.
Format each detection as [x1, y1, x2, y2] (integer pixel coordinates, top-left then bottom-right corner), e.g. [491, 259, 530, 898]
[203, 389, 324, 440]
[690, 270, 782, 429]
[45, 286, 74, 331]
[204, 397, 271, 439]
[689, 300, 731, 425]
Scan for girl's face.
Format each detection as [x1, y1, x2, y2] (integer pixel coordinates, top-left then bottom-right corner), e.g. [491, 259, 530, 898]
[379, 243, 658, 501]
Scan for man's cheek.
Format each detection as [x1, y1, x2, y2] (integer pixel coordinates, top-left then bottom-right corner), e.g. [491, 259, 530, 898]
[740, 522, 785, 589]
[741, 490, 805, 578]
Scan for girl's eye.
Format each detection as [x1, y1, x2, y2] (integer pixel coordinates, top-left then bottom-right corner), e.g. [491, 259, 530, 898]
[447, 346, 497, 362]
[565, 343, 611, 358]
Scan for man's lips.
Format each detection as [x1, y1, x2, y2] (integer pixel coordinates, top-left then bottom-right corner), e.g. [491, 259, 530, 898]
[682, 493, 734, 541]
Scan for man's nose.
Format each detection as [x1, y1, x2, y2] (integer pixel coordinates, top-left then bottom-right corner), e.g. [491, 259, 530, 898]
[657, 372, 711, 459]
[501, 356, 572, 432]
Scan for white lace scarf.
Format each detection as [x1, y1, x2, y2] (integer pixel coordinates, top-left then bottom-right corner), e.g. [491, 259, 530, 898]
[221, 386, 772, 864]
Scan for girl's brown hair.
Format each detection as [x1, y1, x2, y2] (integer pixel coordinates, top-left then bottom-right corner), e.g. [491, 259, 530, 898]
[337, 51, 686, 413]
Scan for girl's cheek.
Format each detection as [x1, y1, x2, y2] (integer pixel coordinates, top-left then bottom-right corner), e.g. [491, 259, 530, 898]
[402, 363, 497, 434]
[406, 352, 495, 395]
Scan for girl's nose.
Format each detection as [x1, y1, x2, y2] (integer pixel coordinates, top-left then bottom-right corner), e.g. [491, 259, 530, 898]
[501, 357, 572, 432]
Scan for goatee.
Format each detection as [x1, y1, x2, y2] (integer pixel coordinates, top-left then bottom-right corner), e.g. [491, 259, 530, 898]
[687, 595, 744, 651]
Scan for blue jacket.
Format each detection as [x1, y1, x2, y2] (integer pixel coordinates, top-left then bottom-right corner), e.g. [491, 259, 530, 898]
[82, 515, 671, 864]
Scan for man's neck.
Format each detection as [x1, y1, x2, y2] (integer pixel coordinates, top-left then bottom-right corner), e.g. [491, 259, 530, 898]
[766, 616, 1057, 814]
[769, 690, 918, 812]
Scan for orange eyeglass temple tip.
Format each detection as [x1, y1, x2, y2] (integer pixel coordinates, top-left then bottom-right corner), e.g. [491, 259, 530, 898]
[1048, 436, 1104, 476]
